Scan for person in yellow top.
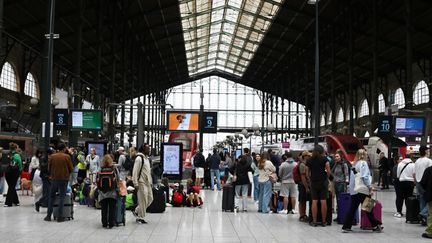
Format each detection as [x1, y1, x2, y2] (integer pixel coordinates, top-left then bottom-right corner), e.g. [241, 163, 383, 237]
[76, 148, 87, 184]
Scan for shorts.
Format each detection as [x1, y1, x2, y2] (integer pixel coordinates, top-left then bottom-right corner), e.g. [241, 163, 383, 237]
[298, 183, 310, 203]
[310, 180, 329, 200]
[195, 167, 204, 179]
[280, 183, 298, 198]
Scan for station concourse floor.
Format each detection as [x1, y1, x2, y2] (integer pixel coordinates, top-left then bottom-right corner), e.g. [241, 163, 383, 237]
[0, 188, 429, 243]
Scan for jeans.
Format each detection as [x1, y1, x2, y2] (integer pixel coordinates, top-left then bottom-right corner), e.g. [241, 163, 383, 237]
[0, 176, 5, 195]
[5, 168, 20, 206]
[37, 178, 51, 207]
[235, 184, 249, 210]
[210, 169, 221, 190]
[253, 175, 259, 201]
[100, 198, 116, 227]
[343, 193, 381, 229]
[417, 182, 429, 218]
[47, 180, 68, 219]
[258, 180, 272, 213]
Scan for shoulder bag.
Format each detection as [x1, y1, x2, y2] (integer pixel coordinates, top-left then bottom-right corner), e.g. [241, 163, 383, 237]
[354, 161, 370, 195]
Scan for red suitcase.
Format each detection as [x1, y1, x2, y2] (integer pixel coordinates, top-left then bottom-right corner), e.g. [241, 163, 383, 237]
[360, 198, 382, 230]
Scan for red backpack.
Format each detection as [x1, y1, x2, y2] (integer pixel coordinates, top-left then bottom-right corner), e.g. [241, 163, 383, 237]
[172, 191, 184, 206]
[292, 164, 302, 184]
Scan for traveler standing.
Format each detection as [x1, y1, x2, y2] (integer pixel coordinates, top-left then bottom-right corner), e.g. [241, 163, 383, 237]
[209, 149, 222, 191]
[342, 149, 383, 233]
[4, 143, 22, 207]
[76, 147, 86, 184]
[251, 154, 261, 203]
[268, 149, 280, 175]
[44, 143, 74, 222]
[35, 147, 55, 212]
[414, 146, 432, 223]
[132, 144, 153, 224]
[394, 158, 415, 218]
[68, 147, 78, 187]
[30, 149, 42, 173]
[115, 147, 129, 180]
[243, 148, 253, 167]
[193, 149, 206, 186]
[278, 152, 298, 214]
[378, 152, 390, 189]
[332, 152, 349, 222]
[97, 154, 119, 228]
[298, 151, 311, 222]
[419, 162, 432, 239]
[230, 155, 252, 212]
[86, 148, 101, 183]
[258, 152, 276, 213]
[307, 145, 331, 226]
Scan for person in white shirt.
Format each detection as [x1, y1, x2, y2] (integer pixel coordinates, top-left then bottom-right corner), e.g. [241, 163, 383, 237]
[86, 148, 101, 183]
[394, 158, 415, 218]
[132, 144, 153, 224]
[414, 146, 432, 222]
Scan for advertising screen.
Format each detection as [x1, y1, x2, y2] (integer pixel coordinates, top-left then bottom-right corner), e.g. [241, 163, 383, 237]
[167, 111, 199, 132]
[394, 116, 425, 137]
[161, 143, 183, 178]
[85, 141, 107, 159]
[71, 110, 103, 130]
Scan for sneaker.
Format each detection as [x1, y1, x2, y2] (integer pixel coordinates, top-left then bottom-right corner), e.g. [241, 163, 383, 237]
[3, 204, 12, 207]
[242, 209, 247, 212]
[44, 216, 51, 222]
[342, 228, 352, 233]
[393, 212, 402, 218]
[309, 222, 318, 227]
[136, 219, 147, 224]
[35, 203, 40, 212]
[278, 209, 288, 214]
[372, 225, 383, 233]
[290, 210, 297, 214]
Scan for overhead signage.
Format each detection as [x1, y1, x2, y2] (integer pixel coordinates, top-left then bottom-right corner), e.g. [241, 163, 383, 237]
[377, 116, 392, 138]
[167, 111, 200, 132]
[394, 116, 425, 137]
[70, 109, 103, 131]
[53, 109, 69, 130]
[202, 111, 218, 133]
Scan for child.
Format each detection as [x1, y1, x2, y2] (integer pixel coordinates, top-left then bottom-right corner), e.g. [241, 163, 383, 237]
[171, 184, 186, 207]
[186, 179, 203, 207]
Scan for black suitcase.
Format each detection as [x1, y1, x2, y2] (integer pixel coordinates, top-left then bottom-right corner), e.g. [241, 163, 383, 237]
[406, 196, 420, 223]
[146, 187, 166, 213]
[309, 192, 332, 225]
[53, 193, 74, 220]
[222, 184, 235, 212]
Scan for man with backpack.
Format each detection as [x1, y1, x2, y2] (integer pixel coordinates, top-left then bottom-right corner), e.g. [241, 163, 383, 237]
[44, 143, 74, 222]
[132, 144, 153, 224]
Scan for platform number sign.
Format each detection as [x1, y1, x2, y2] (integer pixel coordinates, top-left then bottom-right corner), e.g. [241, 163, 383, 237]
[54, 109, 69, 130]
[377, 116, 393, 137]
[202, 112, 217, 133]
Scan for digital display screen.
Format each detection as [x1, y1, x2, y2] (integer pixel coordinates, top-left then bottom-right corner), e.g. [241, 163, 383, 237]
[167, 112, 199, 132]
[85, 141, 106, 159]
[202, 112, 218, 133]
[53, 109, 69, 130]
[71, 110, 103, 130]
[235, 149, 242, 159]
[377, 116, 392, 137]
[162, 143, 183, 178]
[394, 116, 425, 137]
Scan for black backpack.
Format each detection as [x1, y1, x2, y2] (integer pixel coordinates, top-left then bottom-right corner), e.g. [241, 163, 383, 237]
[97, 167, 116, 192]
[123, 155, 133, 171]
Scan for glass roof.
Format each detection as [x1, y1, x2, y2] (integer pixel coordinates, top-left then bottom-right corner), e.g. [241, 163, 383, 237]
[179, 0, 284, 77]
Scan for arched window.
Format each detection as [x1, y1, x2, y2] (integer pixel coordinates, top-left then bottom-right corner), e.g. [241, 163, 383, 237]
[345, 107, 356, 120]
[413, 80, 430, 105]
[0, 62, 19, 92]
[327, 111, 332, 125]
[378, 94, 385, 113]
[320, 114, 325, 127]
[394, 88, 405, 108]
[24, 73, 38, 98]
[359, 99, 369, 117]
[336, 108, 344, 122]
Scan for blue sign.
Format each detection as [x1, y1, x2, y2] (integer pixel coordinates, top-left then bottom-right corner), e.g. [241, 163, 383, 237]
[394, 116, 425, 137]
[54, 109, 69, 130]
[202, 112, 217, 133]
[377, 116, 392, 137]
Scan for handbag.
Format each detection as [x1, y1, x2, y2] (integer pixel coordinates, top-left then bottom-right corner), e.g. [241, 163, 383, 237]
[361, 196, 376, 212]
[117, 180, 127, 197]
[269, 172, 278, 183]
[354, 163, 370, 195]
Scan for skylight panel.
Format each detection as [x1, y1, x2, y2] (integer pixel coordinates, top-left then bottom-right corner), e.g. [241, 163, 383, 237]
[180, 0, 284, 77]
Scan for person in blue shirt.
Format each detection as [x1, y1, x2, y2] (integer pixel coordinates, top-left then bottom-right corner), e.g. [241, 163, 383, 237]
[342, 149, 383, 233]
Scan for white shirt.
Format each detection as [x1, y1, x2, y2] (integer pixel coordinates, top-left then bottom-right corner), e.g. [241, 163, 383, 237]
[414, 157, 432, 182]
[397, 159, 415, 182]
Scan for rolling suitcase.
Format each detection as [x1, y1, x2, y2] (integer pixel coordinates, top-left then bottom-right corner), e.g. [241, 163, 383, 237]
[222, 184, 234, 212]
[406, 196, 421, 224]
[360, 197, 382, 230]
[337, 193, 359, 225]
[116, 196, 126, 226]
[146, 187, 166, 213]
[53, 193, 74, 220]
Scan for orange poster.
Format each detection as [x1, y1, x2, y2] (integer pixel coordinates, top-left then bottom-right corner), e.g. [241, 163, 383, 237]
[168, 112, 199, 131]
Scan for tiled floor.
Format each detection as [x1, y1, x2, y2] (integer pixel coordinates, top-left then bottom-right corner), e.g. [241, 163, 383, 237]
[0, 188, 430, 243]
